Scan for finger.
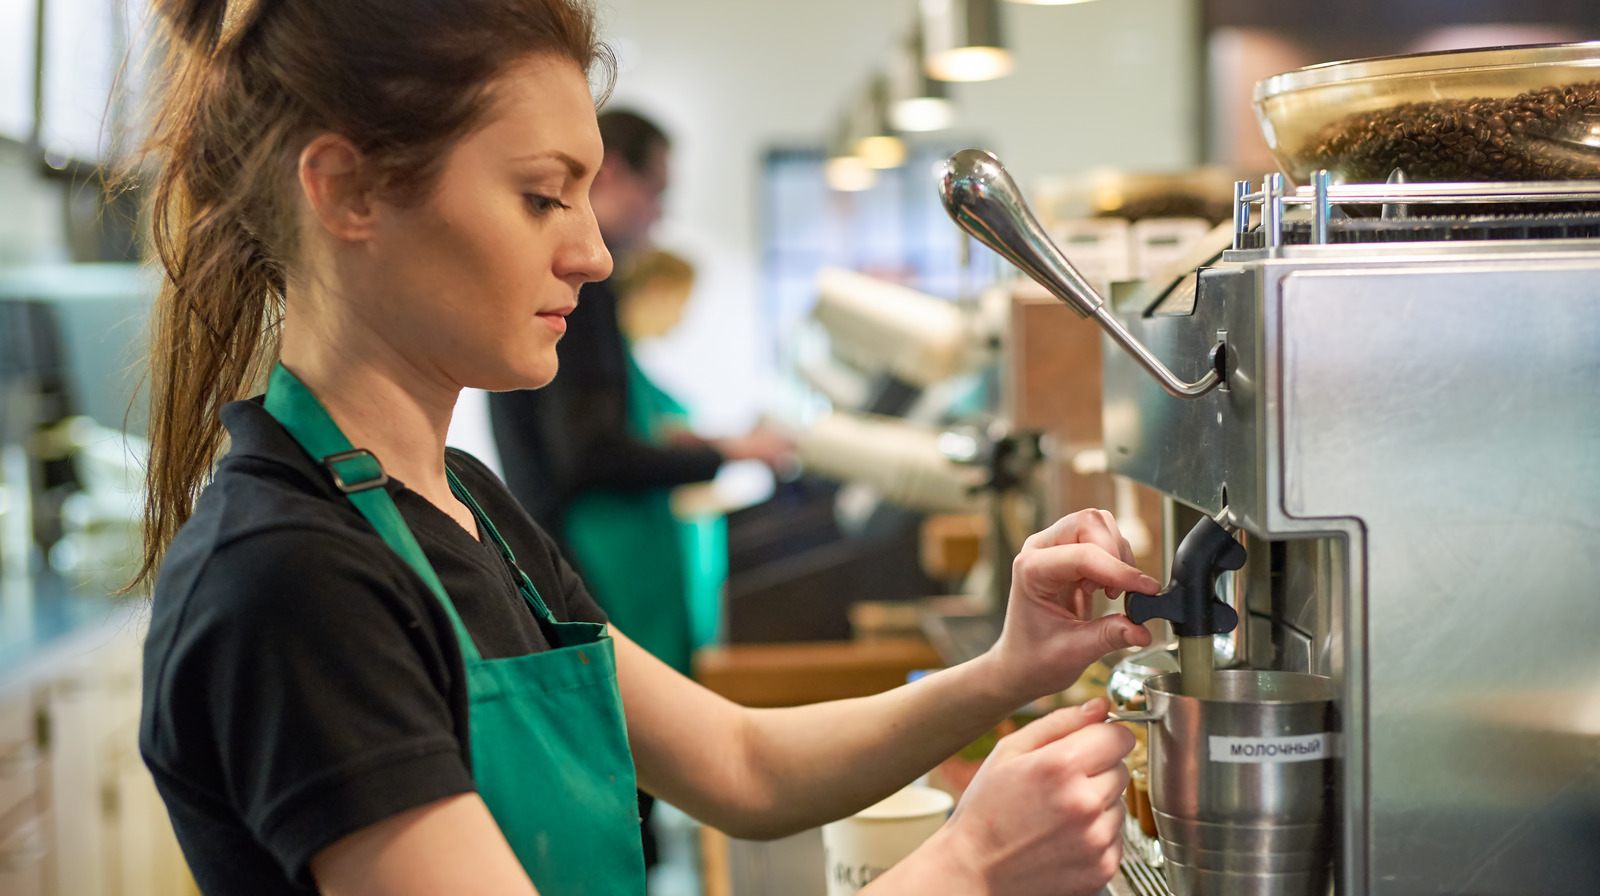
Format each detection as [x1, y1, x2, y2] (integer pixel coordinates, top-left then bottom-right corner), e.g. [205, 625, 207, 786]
[1085, 801, 1126, 852]
[1103, 531, 1140, 601]
[1003, 698, 1110, 754]
[1048, 718, 1138, 777]
[1090, 763, 1131, 812]
[1020, 510, 1086, 552]
[1021, 508, 1121, 553]
[1077, 510, 1127, 571]
[1075, 613, 1155, 657]
[1039, 513, 1132, 606]
[1018, 543, 1161, 602]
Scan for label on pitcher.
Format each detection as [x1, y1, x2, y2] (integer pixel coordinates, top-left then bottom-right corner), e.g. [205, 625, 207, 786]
[1208, 733, 1336, 763]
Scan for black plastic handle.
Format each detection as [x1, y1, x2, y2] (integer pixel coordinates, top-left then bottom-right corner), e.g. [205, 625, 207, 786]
[1126, 516, 1245, 637]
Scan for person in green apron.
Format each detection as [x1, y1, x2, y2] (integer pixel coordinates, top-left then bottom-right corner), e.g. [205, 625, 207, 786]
[132, 2, 1164, 895]
[564, 250, 728, 676]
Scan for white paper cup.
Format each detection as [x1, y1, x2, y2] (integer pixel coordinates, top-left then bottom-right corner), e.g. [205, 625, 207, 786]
[821, 785, 955, 895]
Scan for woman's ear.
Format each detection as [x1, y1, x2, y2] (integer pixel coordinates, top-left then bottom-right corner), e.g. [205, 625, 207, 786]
[297, 133, 375, 242]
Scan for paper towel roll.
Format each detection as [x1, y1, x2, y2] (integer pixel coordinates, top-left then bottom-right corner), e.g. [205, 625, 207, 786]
[813, 268, 976, 387]
[798, 413, 985, 513]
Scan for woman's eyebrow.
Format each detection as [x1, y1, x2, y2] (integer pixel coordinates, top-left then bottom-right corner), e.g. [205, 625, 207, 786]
[512, 150, 588, 178]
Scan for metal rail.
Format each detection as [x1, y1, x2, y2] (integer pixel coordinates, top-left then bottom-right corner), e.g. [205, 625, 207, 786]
[1241, 179, 1600, 205]
[1232, 174, 1600, 248]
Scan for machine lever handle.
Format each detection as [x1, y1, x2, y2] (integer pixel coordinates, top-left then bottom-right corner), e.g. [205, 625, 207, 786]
[1126, 516, 1245, 637]
[936, 149, 1223, 399]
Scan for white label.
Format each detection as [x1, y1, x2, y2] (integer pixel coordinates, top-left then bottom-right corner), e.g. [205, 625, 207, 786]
[1209, 733, 1336, 763]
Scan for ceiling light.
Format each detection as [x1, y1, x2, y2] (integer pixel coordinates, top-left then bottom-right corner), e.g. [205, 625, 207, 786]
[889, 32, 956, 132]
[921, 0, 1014, 82]
[853, 77, 907, 169]
[826, 112, 878, 192]
[892, 97, 955, 132]
[825, 156, 878, 192]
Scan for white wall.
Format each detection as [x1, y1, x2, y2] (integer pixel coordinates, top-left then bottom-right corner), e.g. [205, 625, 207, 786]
[593, 0, 1200, 435]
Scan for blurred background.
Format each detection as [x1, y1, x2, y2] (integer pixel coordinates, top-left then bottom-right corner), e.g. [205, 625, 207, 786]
[1, 1, 1597, 895]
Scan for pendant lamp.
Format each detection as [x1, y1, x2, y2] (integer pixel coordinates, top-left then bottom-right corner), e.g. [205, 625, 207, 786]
[854, 77, 907, 169]
[825, 112, 877, 192]
[921, 0, 1014, 82]
[889, 31, 955, 132]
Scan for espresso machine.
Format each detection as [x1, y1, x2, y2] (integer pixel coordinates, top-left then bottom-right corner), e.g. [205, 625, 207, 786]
[937, 43, 1600, 896]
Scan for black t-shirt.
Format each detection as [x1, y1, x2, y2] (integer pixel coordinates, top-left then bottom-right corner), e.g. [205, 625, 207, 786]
[488, 276, 722, 542]
[139, 398, 607, 895]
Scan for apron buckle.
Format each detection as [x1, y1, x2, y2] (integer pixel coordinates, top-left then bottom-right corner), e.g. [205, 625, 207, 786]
[322, 448, 390, 493]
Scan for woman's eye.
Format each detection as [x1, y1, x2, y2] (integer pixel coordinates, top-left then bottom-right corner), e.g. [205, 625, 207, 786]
[524, 194, 569, 216]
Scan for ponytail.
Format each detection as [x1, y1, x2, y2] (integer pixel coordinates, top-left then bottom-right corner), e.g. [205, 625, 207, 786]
[133, 0, 285, 591]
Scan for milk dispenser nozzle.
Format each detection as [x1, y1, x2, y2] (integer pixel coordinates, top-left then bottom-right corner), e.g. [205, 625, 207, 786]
[1127, 514, 1245, 638]
[936, 149, 1223, 399]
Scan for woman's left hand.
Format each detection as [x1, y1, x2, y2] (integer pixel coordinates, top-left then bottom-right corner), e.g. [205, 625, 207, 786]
[987, 509, 1160, 705]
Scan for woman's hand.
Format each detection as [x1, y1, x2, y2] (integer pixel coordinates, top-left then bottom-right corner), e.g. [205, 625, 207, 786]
[714, 422, 795, 470]
[988, 509, 1159, 705]
[870, 699, 1134, 896]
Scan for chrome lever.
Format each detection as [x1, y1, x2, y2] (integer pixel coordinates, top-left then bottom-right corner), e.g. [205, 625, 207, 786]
[937, 149, 1222, 399]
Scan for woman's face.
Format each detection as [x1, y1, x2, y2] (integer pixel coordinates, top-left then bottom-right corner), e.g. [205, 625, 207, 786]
[356, 54, 611, 393]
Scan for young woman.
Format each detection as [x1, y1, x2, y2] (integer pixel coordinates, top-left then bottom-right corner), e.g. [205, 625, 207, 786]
[134, 1, 1160, 894]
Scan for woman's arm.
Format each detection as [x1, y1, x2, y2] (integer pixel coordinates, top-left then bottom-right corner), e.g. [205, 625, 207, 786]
[620, 509, 1159, 839]
[616, 627, 1021, 838]
[311, 794, 539, 896]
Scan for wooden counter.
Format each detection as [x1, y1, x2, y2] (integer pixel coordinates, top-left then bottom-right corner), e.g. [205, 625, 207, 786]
[693, 638, 943, 708]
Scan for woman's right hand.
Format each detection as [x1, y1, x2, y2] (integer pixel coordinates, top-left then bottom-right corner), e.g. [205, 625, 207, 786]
[876, 697, 1133, 896]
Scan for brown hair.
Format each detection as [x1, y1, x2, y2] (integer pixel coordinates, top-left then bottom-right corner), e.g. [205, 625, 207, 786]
[132, 0, 612, 590]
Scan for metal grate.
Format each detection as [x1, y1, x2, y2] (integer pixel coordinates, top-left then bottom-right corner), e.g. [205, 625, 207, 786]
[1117, 858, 1174, 896]
[1111, 816, 1173, 896]
[1234, 212, 1600, 248]
[1231, 174, 1600, 249]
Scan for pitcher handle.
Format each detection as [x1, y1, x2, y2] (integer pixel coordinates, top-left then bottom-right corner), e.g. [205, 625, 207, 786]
[1107, 709, 1159, 724]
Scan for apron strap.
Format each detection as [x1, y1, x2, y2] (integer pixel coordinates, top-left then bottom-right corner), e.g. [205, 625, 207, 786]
[263, 363, 485, 661]
[446, 468, 559, 625]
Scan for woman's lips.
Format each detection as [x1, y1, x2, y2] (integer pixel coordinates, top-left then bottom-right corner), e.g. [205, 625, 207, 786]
[537, 305, 576, 334]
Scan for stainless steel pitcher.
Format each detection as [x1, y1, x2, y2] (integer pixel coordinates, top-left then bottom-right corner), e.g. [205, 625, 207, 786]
[1116, 670, 1338, 896]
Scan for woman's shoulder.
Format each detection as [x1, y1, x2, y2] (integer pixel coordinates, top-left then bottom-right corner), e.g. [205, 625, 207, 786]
[152, 460, 436, 656]
[149, 416, 449, 673]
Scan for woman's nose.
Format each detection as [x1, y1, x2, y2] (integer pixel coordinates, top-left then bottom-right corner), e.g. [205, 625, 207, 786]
[562, 209, 612, 284]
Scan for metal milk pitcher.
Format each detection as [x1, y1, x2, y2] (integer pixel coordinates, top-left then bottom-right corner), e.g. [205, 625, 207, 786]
[1116, 670, 1338, 896]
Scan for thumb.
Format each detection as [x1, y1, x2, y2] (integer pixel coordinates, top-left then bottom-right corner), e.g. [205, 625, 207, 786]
[1002, 698, 1111, 755]
[1076, 613, 1154, 659]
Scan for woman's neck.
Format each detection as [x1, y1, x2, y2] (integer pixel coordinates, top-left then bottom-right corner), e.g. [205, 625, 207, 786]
[278, 298, 478, 539]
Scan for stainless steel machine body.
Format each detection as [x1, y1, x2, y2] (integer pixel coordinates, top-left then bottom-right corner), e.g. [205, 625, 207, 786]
[1101, 180, 1600, 894]
[939, 150, 1600, 894]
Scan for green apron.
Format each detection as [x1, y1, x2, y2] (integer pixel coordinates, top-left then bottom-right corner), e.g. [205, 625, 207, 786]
[263, 363, 646, 895]
[563, 347, 727, 675]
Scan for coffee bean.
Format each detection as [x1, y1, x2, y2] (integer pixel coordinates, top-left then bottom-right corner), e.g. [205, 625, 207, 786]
[1297, 80, 1600, 185]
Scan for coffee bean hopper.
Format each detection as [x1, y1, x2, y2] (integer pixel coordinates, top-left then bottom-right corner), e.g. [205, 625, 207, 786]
[937, 42, 1600, 896]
